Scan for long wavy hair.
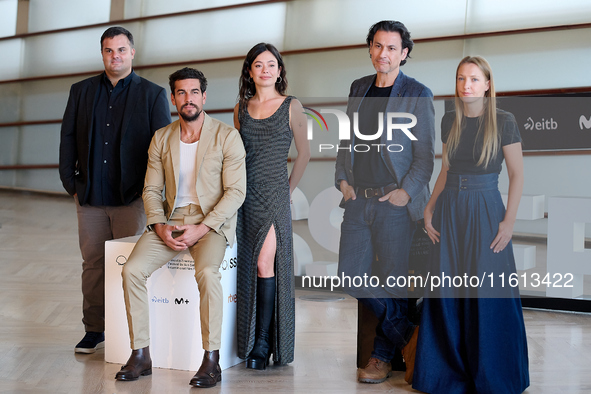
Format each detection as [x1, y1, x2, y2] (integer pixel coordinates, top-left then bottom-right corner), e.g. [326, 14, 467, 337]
[238, 43, 288, 118]
[444, 56, 499, 169]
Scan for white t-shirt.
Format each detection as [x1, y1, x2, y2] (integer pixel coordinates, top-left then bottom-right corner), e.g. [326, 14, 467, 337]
[176, 139, 199, 208]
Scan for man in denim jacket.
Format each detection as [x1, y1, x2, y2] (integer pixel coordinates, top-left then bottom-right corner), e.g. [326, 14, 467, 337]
[335, 20, 435, 385]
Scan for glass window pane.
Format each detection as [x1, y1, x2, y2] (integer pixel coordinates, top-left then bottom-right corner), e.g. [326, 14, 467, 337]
[0, 81, 21, 123]
[20, 78, 76, 122]
[0, 39, 23, 80]
[284, 0, 467, 50]
[18, 124, 60, 165]
[22, 27, 110, 78]
[28, 0, 110, 33]
[137, 4, 286, 65]
[0, 0, 18, 38]
[0, 127, 18, 165]
[462, 29, 591, 92]
[466, 0, 591, 33]
[125, 0, 254, 18]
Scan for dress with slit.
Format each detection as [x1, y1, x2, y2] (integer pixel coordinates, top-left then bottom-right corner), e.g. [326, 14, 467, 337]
[412, 110, 530, 394]
[236, 96, 295, 365]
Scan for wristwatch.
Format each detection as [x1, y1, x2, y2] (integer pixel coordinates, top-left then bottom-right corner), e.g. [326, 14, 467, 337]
[147, 223, 164, 232]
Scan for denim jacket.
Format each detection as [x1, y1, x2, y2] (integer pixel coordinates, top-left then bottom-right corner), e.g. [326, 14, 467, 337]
[335, 71, 435, 221]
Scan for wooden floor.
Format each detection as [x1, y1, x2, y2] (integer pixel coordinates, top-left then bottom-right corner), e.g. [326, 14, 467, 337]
[1, 189, 590, 393]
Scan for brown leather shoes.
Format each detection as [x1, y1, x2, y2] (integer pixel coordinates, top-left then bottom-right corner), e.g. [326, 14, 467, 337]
[401, 326, 419, 384]
[115, 346, 152, 381]
[190, 350, 221, 388]
[358, 357, 392, 383]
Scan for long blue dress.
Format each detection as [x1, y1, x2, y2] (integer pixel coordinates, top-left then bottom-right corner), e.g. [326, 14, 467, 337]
[412, 110, 530, 394]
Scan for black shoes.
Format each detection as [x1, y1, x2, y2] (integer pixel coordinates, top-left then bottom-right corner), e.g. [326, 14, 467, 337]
[115, 346, 152, 381]
[190, 350, 222, 388]
[246, 336, 271, 370]
[246, 276, 275, 370]
[75, 331, 104, 354]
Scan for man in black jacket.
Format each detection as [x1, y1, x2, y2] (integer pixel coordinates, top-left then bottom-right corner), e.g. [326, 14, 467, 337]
[59, 26, 171, 354]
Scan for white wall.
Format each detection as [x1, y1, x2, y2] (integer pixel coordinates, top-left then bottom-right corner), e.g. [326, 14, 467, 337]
[0, 0, 590, 203]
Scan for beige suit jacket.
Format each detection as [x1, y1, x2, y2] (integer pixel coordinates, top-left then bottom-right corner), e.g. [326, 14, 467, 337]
[143, 113, 246, 246]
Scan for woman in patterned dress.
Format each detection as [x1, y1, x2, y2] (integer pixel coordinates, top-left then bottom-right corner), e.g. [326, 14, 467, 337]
[233, 43, 310, 370]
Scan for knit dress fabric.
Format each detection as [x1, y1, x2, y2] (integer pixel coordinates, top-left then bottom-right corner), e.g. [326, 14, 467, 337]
[236, 96, 295, 365]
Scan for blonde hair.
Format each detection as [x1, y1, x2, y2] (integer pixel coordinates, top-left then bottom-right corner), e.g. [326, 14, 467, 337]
[444, 56, 499, 169]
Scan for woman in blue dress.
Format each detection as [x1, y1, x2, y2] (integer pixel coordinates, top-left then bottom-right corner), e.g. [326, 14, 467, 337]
[233, 43, 310, 370]
[412, 56, 529, 393]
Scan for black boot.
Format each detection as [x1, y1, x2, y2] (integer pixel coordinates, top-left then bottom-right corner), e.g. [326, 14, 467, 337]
[246, 276, 275, 370]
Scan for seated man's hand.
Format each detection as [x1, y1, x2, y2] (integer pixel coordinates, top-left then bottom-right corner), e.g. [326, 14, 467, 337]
[173, 223, 212, 248]
[153, 223, 188, 251]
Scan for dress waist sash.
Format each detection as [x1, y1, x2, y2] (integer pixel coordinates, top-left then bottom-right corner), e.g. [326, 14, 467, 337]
[445, 173, 499, 192]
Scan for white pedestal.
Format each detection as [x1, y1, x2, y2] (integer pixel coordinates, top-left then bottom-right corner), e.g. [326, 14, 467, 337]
[501, 194, 545, 220]
[305, 261, 339, 277]
[513, 244, 536, 270]
[104, 235, 242, 371]
[546, 197, 591, 298]
[290, 187, 309, 220]
[502, 194, 545, 271]
[293, 233, 313, 276]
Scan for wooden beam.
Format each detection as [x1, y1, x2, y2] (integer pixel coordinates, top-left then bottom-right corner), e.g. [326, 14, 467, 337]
[15, 0, 29, 35]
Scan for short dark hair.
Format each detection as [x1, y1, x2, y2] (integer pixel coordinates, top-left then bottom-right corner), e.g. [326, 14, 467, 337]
[366, 20, 413, 66]
[100, 26, 134, 49]
[168, 67, 208, 93]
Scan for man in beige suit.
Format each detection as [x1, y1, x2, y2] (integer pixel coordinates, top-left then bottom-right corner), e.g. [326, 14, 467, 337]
[115, 67, 246, 388]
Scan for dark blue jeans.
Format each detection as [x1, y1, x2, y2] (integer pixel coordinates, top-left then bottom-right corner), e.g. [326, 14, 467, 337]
[338, 196, 416, 361]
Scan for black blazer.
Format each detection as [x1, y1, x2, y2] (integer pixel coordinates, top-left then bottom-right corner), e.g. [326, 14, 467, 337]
[59, 72, 171, 205]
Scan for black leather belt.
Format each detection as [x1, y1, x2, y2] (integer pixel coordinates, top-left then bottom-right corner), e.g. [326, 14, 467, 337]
[356, 183, 399, 198]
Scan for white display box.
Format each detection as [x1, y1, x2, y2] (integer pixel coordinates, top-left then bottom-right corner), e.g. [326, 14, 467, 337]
[305, 261, 339, 277]
[290, 186, 309, 220]
[546, 197, 591, 298]
[513, 244, 536, 270]
[501, 194, 545, 220]
[105, 235, 242, 371]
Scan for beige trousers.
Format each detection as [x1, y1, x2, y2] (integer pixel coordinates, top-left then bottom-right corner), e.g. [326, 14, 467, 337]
[121, 204, 227, 351]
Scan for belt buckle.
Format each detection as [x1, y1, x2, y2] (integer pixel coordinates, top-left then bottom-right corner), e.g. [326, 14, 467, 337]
[364, 188, 373, 198]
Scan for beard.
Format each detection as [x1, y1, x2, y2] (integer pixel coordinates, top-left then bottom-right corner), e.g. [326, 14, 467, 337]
[179, 104, 202, 122]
